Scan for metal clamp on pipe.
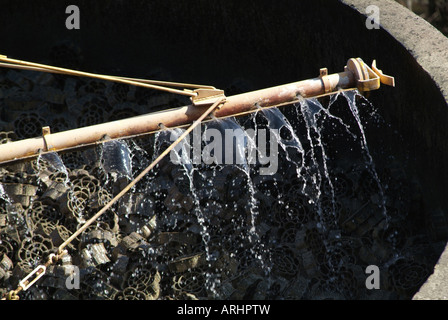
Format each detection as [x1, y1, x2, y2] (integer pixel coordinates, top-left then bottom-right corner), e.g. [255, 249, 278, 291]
[42, 126, 55, 152]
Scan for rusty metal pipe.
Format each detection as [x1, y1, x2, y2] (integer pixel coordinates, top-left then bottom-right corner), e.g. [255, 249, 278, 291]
[0, 58, 393, 165]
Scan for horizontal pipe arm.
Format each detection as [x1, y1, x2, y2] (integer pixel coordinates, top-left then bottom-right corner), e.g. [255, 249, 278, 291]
[0, 57, 394, 165]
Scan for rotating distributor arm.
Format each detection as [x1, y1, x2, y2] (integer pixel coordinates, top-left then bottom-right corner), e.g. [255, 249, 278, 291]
[0, 54, 394, 165]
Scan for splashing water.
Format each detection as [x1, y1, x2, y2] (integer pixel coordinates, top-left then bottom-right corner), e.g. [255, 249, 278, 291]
[2, 89, 430, 301]
[0, 183, 10, 203]
[156, 126, 221, 295]
[36, 152, 70, 185]
[209, 117, 270, 275]
[342, 90, 388, 220]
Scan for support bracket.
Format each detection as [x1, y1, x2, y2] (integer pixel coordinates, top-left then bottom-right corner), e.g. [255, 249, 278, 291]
[42, 126, 54, 152]
[319, 68, 332, 93]
[346, 58, 395, 92]
[191, 88, 226, 107]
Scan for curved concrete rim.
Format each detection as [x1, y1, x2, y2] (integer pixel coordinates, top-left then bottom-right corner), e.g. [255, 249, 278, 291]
[342, 0, 448, 105]
[340, 0, 448, 300]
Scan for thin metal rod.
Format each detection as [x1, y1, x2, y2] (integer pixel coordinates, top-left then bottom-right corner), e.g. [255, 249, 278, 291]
[57, 97, 225, 254]
[0, 57, 197, 97]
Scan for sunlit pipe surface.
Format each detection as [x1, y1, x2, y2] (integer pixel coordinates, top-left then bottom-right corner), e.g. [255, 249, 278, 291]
[0, 69, 355, 164]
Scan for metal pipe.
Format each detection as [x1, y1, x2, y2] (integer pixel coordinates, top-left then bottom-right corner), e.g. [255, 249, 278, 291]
[0, 58, 393, 165]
